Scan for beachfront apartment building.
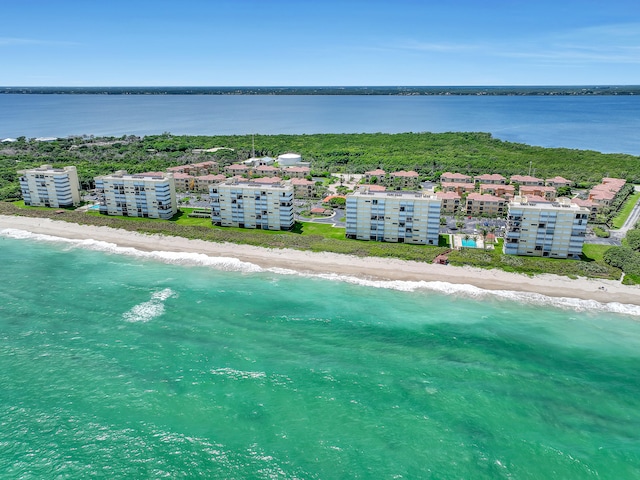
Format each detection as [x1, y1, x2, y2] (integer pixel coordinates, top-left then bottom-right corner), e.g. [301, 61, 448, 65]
[94, 171, 177, 219]
[18, 164, 81, 208]
[346, 189, 441, 245]
[503, 196, 589, 259]
[210, 179, 294, 230]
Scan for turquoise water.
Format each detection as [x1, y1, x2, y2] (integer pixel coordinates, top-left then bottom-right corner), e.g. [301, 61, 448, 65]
[2, 231, 640, 478]
[462, 238, 477, 248]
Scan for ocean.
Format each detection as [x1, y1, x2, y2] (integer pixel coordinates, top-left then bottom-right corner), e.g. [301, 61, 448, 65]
[2, 91, 640, 477]
[1, 93, 640, 155]
[2, 230, 640, 478]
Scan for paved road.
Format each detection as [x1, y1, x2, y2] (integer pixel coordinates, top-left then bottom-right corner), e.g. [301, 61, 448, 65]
[617, 192, 640, 234]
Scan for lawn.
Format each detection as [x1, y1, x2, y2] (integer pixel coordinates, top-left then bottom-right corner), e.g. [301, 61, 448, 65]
[612, 190, 640, 229]
[582, 243, 612, 262]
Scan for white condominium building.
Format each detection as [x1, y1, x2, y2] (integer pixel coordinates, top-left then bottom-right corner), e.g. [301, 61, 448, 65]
[504, 196, 589, 259]
[18, 164, 81, 207]
[94, 171, 177, 219]
[210, 179, 294, 230]
[346, 189, 441, 245]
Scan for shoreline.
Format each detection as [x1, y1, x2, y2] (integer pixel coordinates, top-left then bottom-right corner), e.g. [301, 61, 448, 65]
[1, 215, 639, 308]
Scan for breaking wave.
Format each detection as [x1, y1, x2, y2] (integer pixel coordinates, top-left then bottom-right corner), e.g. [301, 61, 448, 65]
[122, 288, 176, 323]
[3, 228, 639, 317]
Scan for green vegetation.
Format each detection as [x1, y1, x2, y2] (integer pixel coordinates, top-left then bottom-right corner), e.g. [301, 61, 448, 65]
[602, 221, 640, 285]
[582, 244, 611, 263]
[612, 191, 640, 229]
[0, 201, 623, 281]
[448, 239, 621, 280]
[0, 202, 447, 263]
[3, 133, 638, 283]
[2, 133, 639, 202]
[592, 226, 610, 238]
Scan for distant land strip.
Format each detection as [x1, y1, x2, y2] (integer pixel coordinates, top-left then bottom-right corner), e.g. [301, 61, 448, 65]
[1, 86, 640, 96]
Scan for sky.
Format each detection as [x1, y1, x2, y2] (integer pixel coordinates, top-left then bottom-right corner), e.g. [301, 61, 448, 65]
[1, 0, 639, 86]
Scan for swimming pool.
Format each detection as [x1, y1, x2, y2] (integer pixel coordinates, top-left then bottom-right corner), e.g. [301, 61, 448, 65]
[461, 238, 477, 248]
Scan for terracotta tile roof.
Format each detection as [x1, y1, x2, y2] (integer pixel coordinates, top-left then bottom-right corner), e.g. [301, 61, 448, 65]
[474, 173, 506, 181]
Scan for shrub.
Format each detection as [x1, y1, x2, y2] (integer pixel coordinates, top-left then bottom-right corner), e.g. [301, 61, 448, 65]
[593, 226, 610, 238]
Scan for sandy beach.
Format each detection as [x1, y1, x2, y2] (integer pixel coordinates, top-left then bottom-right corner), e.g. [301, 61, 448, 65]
[1, 215, 638, 307]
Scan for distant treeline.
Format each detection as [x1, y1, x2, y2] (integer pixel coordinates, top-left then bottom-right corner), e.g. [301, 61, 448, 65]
[2, 86, 640, 96]
[1, 132, 639, 201]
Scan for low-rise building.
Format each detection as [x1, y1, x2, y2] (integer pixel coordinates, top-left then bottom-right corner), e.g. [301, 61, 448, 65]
[572, 198, 599, 221]
[441, 182, 475, 195]
[173, 172, 196, 192]
[291, 178, 317, 198]
[479, 184, 515, 198]
[364, 169, 386, 183]
[167, 161, 218, 175]
[194, 174, 226, 192]
[440, 172, 473, 184]
[474, 173, 506, 185]
[210, 179, 294, 230]
[435, 191, 461, 214]
[345, 190, 441, 245]
[519, 185, 557, 201]
[545, 176, 573, 188]
[510, 174, 544, 186]
[503, 196, 589, 259]
[283, 166, 311, 179]
[224, 164, 250, 176]
[588, 177, 626, 208]
[94, 171, 177, 219]
[255, 165, 280, 177]
[465, 193, 506, 217]
[389, 170, 420, 189]
[18, 164, 81, 208]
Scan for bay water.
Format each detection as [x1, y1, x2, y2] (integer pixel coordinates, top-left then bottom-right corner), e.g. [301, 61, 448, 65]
[1, 94, 640, 155]
[2, 231, 640, 478]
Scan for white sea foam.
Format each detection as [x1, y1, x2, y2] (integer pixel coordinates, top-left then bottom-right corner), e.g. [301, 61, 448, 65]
[3, 227, 639, 317]
[0, 228, 262, 273]
[265, 269, 640, 317]
[211, 367, 267, 380]
[122, 288, 176, 323]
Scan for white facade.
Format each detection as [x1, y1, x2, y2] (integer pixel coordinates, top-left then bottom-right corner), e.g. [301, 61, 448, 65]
[18, 164, 81, 207]
[277, 153, 302, 166]
[210, 180, 294, 230]
[503, 196, 589, 259]
[94, 171, 177, 219]
[346, 190, 441, 245]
